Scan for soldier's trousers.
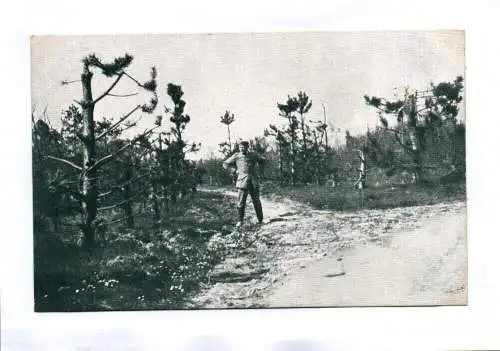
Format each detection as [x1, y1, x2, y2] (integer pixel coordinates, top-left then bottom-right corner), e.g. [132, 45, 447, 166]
[237, 181, 263, 223]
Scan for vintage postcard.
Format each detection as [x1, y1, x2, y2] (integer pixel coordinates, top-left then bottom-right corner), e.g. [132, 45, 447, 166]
[30, 31, 466, 312]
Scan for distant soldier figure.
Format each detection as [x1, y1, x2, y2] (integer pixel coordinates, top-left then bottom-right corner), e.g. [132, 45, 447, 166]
[223, 140, 264, 228]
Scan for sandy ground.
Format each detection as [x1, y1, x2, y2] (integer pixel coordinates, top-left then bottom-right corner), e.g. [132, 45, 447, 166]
[190, 189, 467, 309]
[264, 207, 467, 307]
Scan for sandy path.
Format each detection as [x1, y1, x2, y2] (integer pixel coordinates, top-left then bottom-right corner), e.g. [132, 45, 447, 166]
[191, 188, 467, 308]
[264, 208, 467, 307]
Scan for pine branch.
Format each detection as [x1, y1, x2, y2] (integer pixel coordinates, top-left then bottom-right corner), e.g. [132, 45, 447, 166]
[90, 127, 158, 172]
[97, 214, 134, 226]
[90, 144, 133, 172]
[123, 71, 142, 86]
[416, 106, 432, 114]
[374, 104, 395, 115]
[97, 173, 150, 198]
[95, 105, 141, 141]
[97, 190, 113, 198]
[61, 79, 82, 85]
[137, 145, 154, 159]
[97, 192, 141, 211]
[45, 155, 82, 171]
[59, 178, 81, 185]
[141, 93, 158, 113]
[120, 117, 142, 133]
[92, 72, 124, 105]
[163, 106, 174, 117]
[84, 53, 133, 77]
[108, 93, 139, 98]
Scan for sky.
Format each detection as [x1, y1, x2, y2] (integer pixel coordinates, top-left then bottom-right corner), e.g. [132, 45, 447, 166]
[31, 31, 464, 159]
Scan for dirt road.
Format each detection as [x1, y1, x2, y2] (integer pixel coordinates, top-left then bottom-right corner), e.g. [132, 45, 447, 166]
[189, 189, 467, 308]
[264, 208, 467, 307]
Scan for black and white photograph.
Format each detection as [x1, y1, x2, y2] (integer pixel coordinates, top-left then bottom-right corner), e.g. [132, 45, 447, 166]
[30, 31, 466, 312]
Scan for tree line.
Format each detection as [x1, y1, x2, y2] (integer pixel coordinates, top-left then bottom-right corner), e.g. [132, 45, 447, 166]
[199, 76, 465, 189]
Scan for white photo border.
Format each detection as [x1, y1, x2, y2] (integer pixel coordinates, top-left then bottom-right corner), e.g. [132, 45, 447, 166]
[2, 1, 499, 350]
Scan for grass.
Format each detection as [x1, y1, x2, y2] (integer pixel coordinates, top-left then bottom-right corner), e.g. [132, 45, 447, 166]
[261, 181, 466, 212]
[34, 191, 238, 312]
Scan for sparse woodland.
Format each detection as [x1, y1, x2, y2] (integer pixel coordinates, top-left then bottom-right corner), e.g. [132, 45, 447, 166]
[32, 53, 465, 311]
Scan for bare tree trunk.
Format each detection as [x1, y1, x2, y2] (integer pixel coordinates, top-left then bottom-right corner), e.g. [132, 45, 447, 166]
[289, 118, 297, 186]
[150, 181, 161, 227]
[409, 129, 425, 184]
[300, 112, 308, 181]
[227, 124, 232, 151]
[122, 165, 134, 228]
[81, 63, 97, 248]
[407, 93, 425, 184]
[313, 130, 320, 184]
[300, 112, 307, 153]
[278, 143, 283, 184]
[290, 139, 296, 186]
[323, 105, 329, 148]
[355, 149, 367, 189]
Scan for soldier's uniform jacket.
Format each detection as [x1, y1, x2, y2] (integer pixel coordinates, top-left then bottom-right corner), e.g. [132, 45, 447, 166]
[223, 152, 261, 189]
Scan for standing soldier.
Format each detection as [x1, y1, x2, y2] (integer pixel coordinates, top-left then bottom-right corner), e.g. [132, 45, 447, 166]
[223, 140, 264, 228]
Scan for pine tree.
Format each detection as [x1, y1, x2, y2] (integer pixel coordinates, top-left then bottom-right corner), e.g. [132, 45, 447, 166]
[295, 91, 313, 156]
[277, 95, 300, 185]
[364, 76, 464, 183]
[47, 53, 159, 249]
